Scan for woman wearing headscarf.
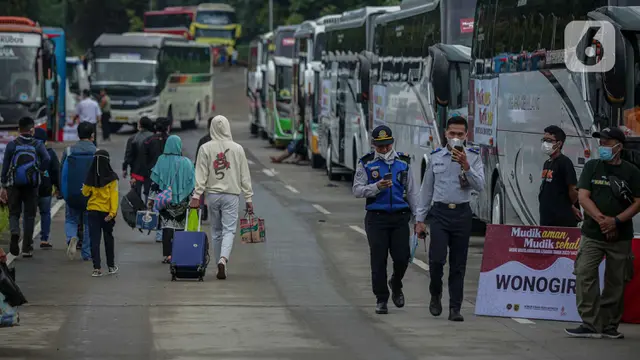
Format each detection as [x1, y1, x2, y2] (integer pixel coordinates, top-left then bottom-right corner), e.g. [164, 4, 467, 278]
[150, 135, 196, 263]
[82, 149, 119, 277]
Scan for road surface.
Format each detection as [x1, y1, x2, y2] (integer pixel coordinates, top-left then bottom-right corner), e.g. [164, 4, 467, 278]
[1, 67, 639, 360]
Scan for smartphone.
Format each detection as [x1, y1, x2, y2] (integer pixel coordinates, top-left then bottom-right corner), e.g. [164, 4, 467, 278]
[454, 145, 464, 152]
[383, 173, 392, 181]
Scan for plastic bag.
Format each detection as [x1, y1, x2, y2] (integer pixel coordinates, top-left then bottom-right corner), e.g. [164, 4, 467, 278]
[0, 206, 8, 234]
[409, 234, 419, 264]
[185, 208, 200, 232]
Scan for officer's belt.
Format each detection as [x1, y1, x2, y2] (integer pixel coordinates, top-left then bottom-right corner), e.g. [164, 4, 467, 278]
[433, 202, 470, 210]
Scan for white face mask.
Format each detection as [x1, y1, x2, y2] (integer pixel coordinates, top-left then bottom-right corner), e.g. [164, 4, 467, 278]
[448, 137, 464, 149]
[377, 150, 394, 161]
[541, 142, 555, 155]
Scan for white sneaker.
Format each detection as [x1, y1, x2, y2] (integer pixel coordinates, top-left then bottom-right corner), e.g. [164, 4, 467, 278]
[67, 237, 78, 260]
[216, 258, 227, 280]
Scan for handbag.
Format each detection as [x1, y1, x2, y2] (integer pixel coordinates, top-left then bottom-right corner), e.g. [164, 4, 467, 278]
[154, 159, 180, 211]
[136, 210, 160, 232]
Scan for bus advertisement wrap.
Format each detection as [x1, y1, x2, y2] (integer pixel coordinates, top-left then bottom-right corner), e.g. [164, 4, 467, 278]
[320, 79, 331, 117]
[475, 225, 605, 322]
[372, 84, 386, 128]
[472, 78, 498, 146]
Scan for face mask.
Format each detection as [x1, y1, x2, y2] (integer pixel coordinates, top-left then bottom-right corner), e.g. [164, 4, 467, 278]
[541, 142, 555, 155]
[598, 145, 618, 161]
[376, 150, 394, 161]
[448, 137, 464, 149]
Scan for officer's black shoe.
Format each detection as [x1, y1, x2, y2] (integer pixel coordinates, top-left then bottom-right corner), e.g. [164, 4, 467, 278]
[448, 309, 464, 322]
[375, 301, 388, 314]
[388, 280, 405, 308]
[429, 295, 442, 316]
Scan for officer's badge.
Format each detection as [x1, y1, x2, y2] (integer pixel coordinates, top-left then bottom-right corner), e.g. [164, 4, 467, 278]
[371, 170, 380, 179]
[378, 130, 387, 138]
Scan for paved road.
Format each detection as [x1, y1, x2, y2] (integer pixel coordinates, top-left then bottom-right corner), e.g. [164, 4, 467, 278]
[1, 67, 639, 359]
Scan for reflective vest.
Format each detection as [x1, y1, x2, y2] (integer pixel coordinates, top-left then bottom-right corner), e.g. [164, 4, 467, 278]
[360, 151, 411, 212]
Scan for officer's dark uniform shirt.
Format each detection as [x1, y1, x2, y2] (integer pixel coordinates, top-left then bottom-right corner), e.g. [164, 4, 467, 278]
[416, 146, 485, 221]
[352, 150, 419, 215]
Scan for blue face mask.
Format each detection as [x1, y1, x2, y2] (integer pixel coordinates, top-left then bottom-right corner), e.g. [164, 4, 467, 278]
[598, 145, 617, 161]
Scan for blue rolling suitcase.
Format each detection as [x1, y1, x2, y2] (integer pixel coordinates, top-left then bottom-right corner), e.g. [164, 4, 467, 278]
[170, 210, 209, 281]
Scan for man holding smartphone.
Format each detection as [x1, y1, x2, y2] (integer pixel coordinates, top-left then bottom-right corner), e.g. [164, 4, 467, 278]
[415, 116, 485, 322]
[352, 125, 419, 315]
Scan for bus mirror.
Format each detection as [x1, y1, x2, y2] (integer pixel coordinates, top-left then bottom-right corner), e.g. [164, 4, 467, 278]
[602, 26, 627, 105]
[267, 60, 276, 86]
[430, 47, 450, 106]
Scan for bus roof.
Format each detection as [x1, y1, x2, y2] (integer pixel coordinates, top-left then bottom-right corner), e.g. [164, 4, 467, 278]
[374, 0, 437, 26]
[123, 32, 185, 39]
[145, 7, 195, 15]
[196, 3, 235, 12]
[0, 16, 42, 34]
[327, 6, 400, 31]
[275, 25, 300, 34]
[295, 14, 342, 37]
[93, 33, 187, 48]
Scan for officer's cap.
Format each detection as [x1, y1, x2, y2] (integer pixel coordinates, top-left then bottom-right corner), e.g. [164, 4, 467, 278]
[372, 125, 394, 146]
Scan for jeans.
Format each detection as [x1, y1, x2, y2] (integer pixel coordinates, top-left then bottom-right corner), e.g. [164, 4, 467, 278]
[8, 187, 37, 252]
[206, 193, 239, 263]
[23, 196, 52, 242]
[88, 211, 115, 270]
[65, 206, 91, 259]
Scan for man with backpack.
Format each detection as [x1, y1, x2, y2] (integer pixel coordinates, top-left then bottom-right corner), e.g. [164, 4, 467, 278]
[123, 116, 154, 201]
[0, 117, 51, 257]
[144, 117, 171, 242]
[31, 128, 61, 249]
[60, 122, 97, 261]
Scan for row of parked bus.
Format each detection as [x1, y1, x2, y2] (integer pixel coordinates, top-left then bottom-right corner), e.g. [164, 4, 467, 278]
[0, 17, 214, 140]
[246, 0, 640, 229]
[143, 3, 242, 63]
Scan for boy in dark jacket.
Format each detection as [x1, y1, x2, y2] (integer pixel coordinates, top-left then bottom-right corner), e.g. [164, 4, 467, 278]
[123, 116, 154, 200]
[144, 117, 171, 242]
[32, 128, 60, 249]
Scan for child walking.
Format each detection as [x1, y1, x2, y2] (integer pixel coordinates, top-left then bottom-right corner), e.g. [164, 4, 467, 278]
[82, 150, 119, 277]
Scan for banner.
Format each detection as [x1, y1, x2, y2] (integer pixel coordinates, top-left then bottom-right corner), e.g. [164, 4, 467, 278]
[472, 78, 498, 145]
[372, 84, 387, 128]
[475, 225, 604, 322]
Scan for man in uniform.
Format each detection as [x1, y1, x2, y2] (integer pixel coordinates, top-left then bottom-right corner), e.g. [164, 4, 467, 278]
[352, 125, 419, 315]
[415, 116, 485, 322]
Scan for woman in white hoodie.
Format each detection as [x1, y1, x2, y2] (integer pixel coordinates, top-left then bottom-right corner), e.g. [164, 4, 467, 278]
[190, 115, 253, 279]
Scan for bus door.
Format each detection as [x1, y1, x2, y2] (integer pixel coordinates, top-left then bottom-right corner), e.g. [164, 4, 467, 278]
[337, 74, 347, 165]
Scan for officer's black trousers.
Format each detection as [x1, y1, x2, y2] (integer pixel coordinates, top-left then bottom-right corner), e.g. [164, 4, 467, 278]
[364, 210, 411, 302]
[427, 202, 473, 311]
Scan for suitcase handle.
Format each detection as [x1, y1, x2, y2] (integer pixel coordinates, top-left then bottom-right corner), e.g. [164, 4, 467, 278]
[185, 208, 202, 232]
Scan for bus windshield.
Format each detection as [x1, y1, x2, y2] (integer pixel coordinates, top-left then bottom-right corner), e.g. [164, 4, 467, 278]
[195, 28, 234, 39]
[276, 65, 293, 100]
[93, 60, 157, 85]
[275, 30, 296, 58]
[195, 11, 236, 26]
[443, 0, 475, 47]
[314, 32, 327, 61]
[145, 13, 192, 29]
[0, 45, 41, 103]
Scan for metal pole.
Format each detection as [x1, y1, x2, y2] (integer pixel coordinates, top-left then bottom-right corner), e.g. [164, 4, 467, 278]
[269, 0, 273, 32]
[149, 0, 153, 11]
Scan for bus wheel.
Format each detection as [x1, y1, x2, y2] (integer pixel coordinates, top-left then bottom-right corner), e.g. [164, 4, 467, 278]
[491, 178, 505, 225]
[261, 129, 269, 140]
[109, 123, 123, 133]
[326, 143, 341, 181]
[310, 154, 324, 169]
[181, 105, 200, 129]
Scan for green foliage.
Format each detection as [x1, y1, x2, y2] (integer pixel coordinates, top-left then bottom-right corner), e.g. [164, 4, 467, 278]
[3, 0, 401, 53]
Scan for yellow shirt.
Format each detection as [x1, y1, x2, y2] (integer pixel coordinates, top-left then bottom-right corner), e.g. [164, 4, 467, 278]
[82, 180, 119, 218]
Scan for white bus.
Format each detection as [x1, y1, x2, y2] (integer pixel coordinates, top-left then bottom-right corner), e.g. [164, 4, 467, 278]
[247, 31, 272, 138]
[371, 0, 476, 187]
[467, 0, 640, 226]
[293, 15, 341, 169]
[319, 6, 400, 181]
[89, 33, 213, 132]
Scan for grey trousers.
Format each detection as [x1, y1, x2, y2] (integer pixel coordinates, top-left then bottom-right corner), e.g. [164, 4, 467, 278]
[206, 193, 240, 263]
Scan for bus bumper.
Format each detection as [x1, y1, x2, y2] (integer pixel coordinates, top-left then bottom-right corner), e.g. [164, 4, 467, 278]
[110, 107, 158, 125]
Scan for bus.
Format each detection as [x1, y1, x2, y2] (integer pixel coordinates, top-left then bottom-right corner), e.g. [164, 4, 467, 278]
[0, 17, 55, 139]
[43, 27, 67, 140]
[143, 6, 196, 40]
[293, 15, 341, 169]
[247, 32, 273, 139]
[87, 33, 213, 132]
[266, 25, 299, 147]
[66, 56, 90, 96]
[467, 0, 640, 227]
[190, 3, 241, 64]
[319, 6, 399, 181]
[371, 0, 475, 187]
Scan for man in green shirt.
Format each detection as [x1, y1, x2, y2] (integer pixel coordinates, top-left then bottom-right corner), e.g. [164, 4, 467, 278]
[99, 88, 112, 142]
[566, 127, 640, 339]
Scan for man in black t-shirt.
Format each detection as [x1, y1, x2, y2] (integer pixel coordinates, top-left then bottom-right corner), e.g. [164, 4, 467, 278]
[566, 127, 640, 340]
[538, 125, 581, 227]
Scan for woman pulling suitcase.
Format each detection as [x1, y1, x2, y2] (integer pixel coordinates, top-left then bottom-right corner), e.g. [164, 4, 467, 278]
[149, 135, 195, 264]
